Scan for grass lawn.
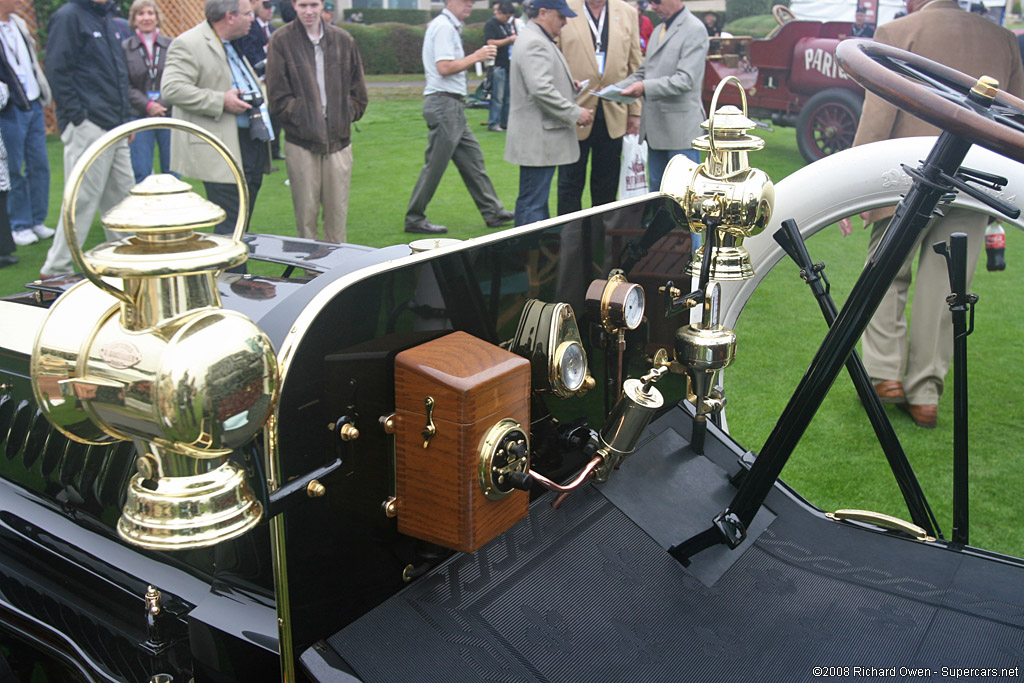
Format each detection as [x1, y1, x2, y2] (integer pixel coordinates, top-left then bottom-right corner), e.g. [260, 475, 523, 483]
[3, 91, 1023, 559]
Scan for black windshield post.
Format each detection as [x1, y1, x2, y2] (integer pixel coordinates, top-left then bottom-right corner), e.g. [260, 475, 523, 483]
[933, 232, 976, 546]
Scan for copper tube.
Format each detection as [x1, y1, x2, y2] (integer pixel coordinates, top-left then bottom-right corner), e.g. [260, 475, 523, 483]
[528, 454, 604, 494]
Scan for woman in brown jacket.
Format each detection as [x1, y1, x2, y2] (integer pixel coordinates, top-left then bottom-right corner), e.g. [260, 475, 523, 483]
[122, 0, 173, 183]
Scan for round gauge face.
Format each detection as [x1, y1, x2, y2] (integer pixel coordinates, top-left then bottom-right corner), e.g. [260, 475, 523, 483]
[558, 341, 587, 393]
[623, 284, 645, 330]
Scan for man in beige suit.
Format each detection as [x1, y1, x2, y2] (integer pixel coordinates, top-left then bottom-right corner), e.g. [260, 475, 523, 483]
[838, 0, 1024, 427]
[163, 0, 273, 236]
[505, 0, 593, 226]
[556, 0, 642, 214]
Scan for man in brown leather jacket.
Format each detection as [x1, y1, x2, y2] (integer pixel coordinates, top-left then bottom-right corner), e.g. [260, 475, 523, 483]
[266, 0, 367, 243]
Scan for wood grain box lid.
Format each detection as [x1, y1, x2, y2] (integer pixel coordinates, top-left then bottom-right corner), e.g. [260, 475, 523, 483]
[394, 331, 530, 425]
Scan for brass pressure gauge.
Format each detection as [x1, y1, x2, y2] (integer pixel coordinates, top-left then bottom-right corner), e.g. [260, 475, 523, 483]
[585, 272, 646, 333]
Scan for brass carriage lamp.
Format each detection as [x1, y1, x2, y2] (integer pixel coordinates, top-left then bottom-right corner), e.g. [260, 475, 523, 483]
[31, 120, 279, 550]
[661, 77, 775, 281]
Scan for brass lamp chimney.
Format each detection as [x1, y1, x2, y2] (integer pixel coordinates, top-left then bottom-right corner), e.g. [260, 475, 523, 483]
[31, 119, 278, 550]
[661, 77, 775, 280]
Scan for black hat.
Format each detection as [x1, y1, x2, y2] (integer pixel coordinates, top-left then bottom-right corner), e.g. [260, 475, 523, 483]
[532, 0, 578, 17]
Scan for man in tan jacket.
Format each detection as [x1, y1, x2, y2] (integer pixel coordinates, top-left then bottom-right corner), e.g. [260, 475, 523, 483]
[556, 0, 642, 214]
[839, 0, 1024, 427]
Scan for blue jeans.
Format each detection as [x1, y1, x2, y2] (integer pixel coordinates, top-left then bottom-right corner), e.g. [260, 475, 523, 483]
[514, 165, 556, 227]
[129, 126, 174, 183]
[487, 66, 509, 128]
[0, 100, 49, 233]
[649, 147, 701, 249]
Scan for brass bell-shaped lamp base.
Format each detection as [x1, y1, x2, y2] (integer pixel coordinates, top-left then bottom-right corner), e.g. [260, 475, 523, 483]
[686, 244, 755, 281]
[118, 461, 263, 550]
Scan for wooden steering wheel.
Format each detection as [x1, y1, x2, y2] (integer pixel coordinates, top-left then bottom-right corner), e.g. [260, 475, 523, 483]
[772, 4, 797, 25]
[835, 39, 1024, 164]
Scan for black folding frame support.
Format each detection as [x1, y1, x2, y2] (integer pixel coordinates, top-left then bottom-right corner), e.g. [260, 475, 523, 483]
[773, 218, 941, 538]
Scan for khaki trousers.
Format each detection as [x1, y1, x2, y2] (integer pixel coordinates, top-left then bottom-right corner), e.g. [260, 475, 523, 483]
[286, 140, 353, 243]
[42, 119, 134, 277]
[861, 207, 986, 405]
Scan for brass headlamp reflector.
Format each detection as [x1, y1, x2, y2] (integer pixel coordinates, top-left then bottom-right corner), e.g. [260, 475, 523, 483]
[508, 300, 591, 398]
[661, 79, 775, 282]
[30, 119, 278, 550]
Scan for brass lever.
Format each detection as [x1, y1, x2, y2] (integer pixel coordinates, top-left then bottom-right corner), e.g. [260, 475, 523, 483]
[422, 396, 436, 448]
[827, 509, 935, 542]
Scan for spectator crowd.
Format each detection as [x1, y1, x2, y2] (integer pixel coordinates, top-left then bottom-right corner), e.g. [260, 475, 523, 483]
[0, 0, 717, 273]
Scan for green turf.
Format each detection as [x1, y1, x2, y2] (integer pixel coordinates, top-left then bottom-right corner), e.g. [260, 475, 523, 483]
[3, 93, 1022, 559]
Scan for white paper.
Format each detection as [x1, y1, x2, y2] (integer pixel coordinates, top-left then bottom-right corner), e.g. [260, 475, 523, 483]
[590, 84, 639, 104]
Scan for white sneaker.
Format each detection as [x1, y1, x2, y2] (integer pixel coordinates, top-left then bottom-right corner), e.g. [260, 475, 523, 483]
[12, 229, 38, 246]
[32, 224, 55, 239]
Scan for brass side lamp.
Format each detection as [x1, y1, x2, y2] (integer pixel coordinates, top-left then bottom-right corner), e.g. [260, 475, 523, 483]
[661, 77, 775, 281]
[31, 119, 279, 550]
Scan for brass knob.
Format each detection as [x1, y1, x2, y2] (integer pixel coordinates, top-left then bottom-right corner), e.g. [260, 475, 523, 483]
[339, 423, 359, 441]
[971, 75, 999, 101]
[306, 480, 326, 497]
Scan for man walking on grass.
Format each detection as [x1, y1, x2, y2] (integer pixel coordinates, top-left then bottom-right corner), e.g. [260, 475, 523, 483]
[404, 0, 514, 235]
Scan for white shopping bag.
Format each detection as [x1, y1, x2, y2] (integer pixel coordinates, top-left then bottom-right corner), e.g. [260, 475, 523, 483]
[618, 134, 648, 198]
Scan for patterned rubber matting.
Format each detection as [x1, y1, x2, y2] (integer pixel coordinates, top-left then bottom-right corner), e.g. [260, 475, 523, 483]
[325, 416, 1024, 682]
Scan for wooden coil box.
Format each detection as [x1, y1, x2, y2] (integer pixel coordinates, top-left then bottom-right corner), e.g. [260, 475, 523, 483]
[394, 331, 530, 553]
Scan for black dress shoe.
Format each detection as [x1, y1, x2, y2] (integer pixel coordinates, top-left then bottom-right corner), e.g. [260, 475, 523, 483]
[405, 221, 448, 235]
[485, 210, 515, 228]
[0, 253, 18, 268]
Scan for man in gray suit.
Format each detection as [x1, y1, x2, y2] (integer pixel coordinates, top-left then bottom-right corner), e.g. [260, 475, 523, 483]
[505, 0, 593, 226]
[615, 0, 707, 193]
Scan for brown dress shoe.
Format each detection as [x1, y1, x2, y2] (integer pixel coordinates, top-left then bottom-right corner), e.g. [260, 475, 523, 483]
[874, 380, 906, 404]
[899, 403, 937, 429]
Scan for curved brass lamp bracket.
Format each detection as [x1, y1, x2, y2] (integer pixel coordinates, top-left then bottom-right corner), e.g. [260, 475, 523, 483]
[61, 118, 247, 304]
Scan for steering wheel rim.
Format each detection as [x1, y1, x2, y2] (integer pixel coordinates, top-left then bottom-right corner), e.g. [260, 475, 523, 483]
[835, 39, 1024, 165]
[772, 4, 796, 25]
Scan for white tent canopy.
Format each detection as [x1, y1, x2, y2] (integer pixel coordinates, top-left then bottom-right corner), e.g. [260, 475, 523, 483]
[789, 0, 1007, 26]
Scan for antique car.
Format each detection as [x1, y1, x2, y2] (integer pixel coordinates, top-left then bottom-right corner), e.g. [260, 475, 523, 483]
[2, 41, 1024, 682]
[705, 6, 865, 162]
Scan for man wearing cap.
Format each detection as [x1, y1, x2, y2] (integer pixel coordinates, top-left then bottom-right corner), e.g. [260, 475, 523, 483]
[850, 6, 874, 37]
[266, 0, 367, 242]
[404, 0, 514, 235]
[615, 0, 707, 193]
[321, 0, 335, 24]
[505, 0, 593, 225]
[837, 0, 1023, 427]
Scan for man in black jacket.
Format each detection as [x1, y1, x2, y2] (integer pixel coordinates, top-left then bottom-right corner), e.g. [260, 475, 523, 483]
[41, 0, 134, 279]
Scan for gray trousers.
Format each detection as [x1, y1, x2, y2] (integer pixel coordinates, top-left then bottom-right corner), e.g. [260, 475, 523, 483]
[42, 119, 134, 277]
[862, 207, 986, 405]
[405, 94, 505, 227]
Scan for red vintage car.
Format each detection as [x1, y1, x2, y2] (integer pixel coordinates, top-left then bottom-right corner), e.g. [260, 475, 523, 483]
[704, 9, 865, 162]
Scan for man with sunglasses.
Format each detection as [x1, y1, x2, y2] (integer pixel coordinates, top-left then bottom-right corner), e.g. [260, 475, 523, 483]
[615, 0, 707, 193]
